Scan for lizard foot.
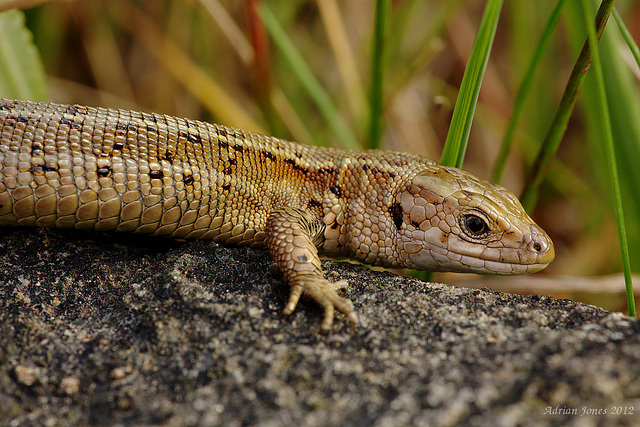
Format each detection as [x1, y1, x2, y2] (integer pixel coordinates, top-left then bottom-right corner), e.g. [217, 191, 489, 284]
[283, 276, 357, 332]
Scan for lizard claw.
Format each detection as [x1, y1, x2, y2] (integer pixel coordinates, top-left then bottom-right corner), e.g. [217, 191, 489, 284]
[284, 276, 356, 332]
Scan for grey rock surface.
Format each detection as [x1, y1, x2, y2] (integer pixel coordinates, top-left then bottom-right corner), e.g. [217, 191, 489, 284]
[1, 227, 639, 426]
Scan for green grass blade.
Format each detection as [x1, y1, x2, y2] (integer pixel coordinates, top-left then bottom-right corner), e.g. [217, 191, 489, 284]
[0, 9, 48, 100]
[317, 0, 367, 130]
[491, 0, 567, 183]
[581, 0, 635, 317]
[520, 0, 615, 212]
[368, 0, 389, 149]
[613, 8, 640, 70]
[258, 2, 359, 149]
[440, 0, 503, 168]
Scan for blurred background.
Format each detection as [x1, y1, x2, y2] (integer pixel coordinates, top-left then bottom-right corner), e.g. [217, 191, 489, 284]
[3, 0, 640, 314]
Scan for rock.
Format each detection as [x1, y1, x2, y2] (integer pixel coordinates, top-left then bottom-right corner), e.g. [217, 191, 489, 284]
[1, 227, 639, 426]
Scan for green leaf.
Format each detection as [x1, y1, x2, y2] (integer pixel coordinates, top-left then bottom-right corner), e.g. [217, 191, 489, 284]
[580, 0, 635, 317]
[520, 0, 615, 212]
[258, 2, 359, 149]
[0, 9, 48, 100]
[368, 0, 389, 150]
[440, 0, 503, 168]
[492, 0, 567, 183]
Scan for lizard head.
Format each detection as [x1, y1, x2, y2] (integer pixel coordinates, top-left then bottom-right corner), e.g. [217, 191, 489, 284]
[392, 165, 554, 275]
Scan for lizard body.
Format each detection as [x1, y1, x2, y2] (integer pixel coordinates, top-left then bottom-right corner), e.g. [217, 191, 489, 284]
[0, 99, 554, 331]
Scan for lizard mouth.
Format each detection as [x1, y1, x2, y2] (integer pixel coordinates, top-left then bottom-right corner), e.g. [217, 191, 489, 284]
[405, 230, 555, 275]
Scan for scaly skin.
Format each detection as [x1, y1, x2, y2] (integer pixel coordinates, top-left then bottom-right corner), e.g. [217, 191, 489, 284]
[0, 99, 554, 331]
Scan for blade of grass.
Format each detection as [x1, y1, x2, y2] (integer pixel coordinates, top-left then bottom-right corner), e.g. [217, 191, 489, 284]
[613, 8, 640, 71]
[581, 0, 635, 317]
[258, 2, 359, 149]
[317, 0, 366, 130]
[491, 0, 567, 183]
[440, 0, 503, 168]
[563, 1, 640, 276]
[112, 2, 264, 133]
[368, 0, 389, 149]
[200, 0, 253, 65]
[0, 9, 48, 100]
[245, 0, 285, 136]
[520, 0, 615, 212]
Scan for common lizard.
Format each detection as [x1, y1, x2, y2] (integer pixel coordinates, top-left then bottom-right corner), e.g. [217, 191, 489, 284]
[0, 98, 554, 331]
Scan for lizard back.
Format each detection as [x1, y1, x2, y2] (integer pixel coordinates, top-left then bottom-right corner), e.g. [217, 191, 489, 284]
[0, 98, 345, 247]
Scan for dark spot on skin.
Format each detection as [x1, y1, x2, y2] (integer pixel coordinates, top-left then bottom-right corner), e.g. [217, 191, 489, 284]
[218, 128, 227, 137]
[234, 132, 243, 139]
[30, 165, 44, 175]
[162, 150, 174, 163]
[317, 167, 335, 174]
[331, 222, 339, 230]
[113, 142, 124, 151]
[411, 220, 420, 228]
[43, 163, 58, 172]
[295, 152, 302, 158]
[17, 116, 28, 123]
[149, 170, 163, 180]
[223, 159, 236, 175]
[222, 183, 231, 191]
[233, 144, 244, 153]
[116, 122, 127, 131]
[219, 140, 229, 149]
[97, 167, 111, 177]
[0, 105, 11, 110]
[147, 125, 156, 133]
[389, 203, 403, 230]
[296, 255, 308, 263]
[186, 120, 197, 128]
[179, 130, 188, 138]
[261, 150, 276, 161]
[31, 143, 43, 156]
[187, 133, 200, 144]
[100, 153, 109, 158]
[329, 186, 342, 198]
[71, 122, 82, 129]
[60, 118, 71, 126]
[361, 164, 396, 178]
[141, 113, 156, 122]
[127, 124, 137, 132]
[183, 174, 194, 185]
[284, 158, 309, 174]
[66, 106, 78, 115]
[307, 199, 322, 209]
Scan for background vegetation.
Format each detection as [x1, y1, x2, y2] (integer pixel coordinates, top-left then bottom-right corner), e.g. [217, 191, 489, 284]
[2, 0, 639, 314]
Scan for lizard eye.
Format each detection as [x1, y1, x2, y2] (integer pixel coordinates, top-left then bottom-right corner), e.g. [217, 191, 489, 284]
[462, 213, 489, 237]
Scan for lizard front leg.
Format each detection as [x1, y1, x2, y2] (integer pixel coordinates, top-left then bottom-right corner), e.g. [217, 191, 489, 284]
[265, 207, 356, 332]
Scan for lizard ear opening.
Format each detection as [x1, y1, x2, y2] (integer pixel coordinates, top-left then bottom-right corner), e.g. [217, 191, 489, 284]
[388, 203, 403, 230]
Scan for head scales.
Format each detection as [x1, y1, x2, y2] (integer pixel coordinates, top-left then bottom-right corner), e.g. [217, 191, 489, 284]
[394, 165, 554, 275]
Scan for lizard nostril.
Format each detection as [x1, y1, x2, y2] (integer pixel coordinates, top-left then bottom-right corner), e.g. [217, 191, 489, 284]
[527, 236, 548, 254]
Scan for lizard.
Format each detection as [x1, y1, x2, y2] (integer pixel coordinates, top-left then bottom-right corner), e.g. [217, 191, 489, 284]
[0, 98, 555, 332]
